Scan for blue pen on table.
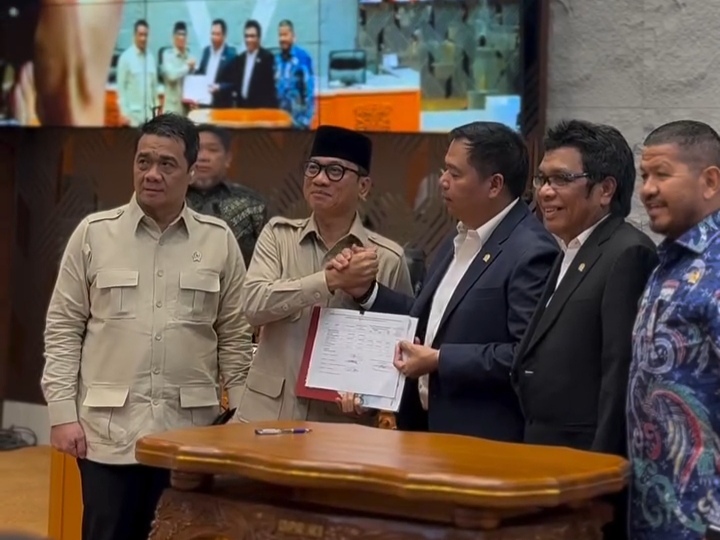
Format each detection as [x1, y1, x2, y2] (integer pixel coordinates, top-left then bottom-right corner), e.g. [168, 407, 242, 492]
[254, 428, 312, 436]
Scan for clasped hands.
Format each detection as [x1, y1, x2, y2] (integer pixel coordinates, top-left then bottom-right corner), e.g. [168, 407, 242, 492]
[324, 244, 378, 298]
[328, 246, 439, 416]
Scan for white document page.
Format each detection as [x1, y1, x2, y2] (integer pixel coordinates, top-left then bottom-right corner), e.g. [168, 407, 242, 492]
[305, 308, 418, 411]
[182, 75, 212, 105]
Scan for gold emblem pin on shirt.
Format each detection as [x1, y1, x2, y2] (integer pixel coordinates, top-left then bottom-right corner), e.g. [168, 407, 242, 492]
[483, 253, 491, 262]
[192, 251, 202, 262]
[578, 263, 585, 272]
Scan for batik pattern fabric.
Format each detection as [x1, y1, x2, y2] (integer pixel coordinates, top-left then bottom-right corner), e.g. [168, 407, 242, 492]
[628, 210, 720, 540]
[186, 182, 269, 267]
[274, 46, 314, 129]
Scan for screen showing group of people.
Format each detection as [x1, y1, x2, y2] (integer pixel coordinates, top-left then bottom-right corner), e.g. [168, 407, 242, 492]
[0, 0, 522, 132]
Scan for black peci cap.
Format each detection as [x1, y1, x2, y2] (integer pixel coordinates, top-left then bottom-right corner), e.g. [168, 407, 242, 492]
[309, 125, 372, 172]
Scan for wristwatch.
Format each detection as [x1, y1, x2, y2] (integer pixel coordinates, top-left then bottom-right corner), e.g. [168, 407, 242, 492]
[354, 281, 377, 305]
[707, 523, 720, 540]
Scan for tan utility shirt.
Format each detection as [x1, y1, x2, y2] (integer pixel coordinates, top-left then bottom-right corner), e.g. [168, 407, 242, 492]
[42, 195, 253, 465]
[236, 214, 413, 423]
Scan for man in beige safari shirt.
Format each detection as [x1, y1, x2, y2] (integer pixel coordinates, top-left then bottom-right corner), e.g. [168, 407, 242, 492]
[41, 114, 252, 540]
[236, 125, 414, 424]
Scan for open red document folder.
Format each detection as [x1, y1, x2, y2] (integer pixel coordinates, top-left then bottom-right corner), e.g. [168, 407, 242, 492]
[295, 306, 419, 412]
[296, 306, 337, 402]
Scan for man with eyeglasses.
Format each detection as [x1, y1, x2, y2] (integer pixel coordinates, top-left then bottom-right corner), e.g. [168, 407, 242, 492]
[234, 125, 413, 423]
[511, 119, 657, 539]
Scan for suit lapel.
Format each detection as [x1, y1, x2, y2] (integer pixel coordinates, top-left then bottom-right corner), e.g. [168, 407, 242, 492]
[514, 256, 561, 365]
[523, 216, 622, 356]
[413, 247, 452, 319]
[436, 201, 530, 335]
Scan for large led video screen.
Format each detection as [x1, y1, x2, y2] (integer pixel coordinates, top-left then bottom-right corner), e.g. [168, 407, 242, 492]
[0, 0, 522, 133]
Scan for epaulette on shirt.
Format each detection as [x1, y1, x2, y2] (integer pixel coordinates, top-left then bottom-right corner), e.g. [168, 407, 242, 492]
[268, 216, 309, 229]
[366, 230, 405, 259]
[86, 206, 126, 223]
[191, 209, 230, 229]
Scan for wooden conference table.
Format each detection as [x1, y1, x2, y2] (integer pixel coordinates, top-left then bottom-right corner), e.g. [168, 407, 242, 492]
[133, 421, 628, 539]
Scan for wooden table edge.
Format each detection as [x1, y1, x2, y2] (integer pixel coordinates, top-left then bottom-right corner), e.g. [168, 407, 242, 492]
[135, 441, 630, 510]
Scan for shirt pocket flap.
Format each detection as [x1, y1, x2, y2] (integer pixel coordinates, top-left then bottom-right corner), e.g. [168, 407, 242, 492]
[96, 270, 139, 289]
[82, 386, 129, 408]
[180, 386, 220, 408]
[180, 272, 221, 293]
[246, 370, 285, 399]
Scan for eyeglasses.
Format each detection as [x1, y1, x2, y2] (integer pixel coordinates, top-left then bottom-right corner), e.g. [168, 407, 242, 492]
[303, 160, 361, 182]
[532, 172, 590, 189]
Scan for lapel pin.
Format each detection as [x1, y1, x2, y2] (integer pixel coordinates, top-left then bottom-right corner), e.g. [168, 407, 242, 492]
[483, 253, 491, 262]
[578, 263, 585, 272]
[192, 251, 202, 263]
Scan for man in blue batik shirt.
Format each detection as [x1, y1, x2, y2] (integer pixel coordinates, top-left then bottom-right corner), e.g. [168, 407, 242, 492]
[630, 120, 720, 540]
[275, 19, 314, 129]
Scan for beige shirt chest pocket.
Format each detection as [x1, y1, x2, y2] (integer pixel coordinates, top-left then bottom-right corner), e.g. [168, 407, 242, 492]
[92, 270, 139, 320]
[177, 271, 221, 322]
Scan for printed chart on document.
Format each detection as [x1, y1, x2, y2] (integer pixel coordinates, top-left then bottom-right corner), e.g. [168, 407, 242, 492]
[304, 308, 418, 411]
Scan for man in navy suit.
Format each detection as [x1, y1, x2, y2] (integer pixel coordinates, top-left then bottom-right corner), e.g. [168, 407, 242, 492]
[195, 19, 237, 108]
[330, 122, 560, 441]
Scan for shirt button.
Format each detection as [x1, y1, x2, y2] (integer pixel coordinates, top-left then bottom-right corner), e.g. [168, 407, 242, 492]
[155, 334, 162, 341]
[159, 239, 165, 246]
[157, 270, 164, 277]
[152, 400, 159, 407]
[153, 368, 160, 375]
[282, 304, 289, 311]
[314, 292, 321, 299]
[155, 301, 162, 308]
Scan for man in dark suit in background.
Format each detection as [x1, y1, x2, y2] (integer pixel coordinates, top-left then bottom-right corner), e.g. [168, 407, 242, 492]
[330, 122, 560, 442]
[511, 120, 657, 538]
[195, 19, 236, 108]
[225, 20, 278, 109]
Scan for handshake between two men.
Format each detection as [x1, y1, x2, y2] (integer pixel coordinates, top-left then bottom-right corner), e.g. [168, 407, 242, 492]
[324, 246, 440, 415]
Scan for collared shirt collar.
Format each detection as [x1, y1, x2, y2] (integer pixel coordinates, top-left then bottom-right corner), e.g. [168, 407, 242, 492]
[661, 208, 720, 256]
[132, 44, 147, 57]
[125, 193, 191, 234]
[455, 198, 518, 250]
[556, 214, 609, 252]
[299, 213, 370, 247]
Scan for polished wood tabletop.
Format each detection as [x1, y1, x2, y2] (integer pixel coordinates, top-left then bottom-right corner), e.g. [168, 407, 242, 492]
[136, 421, 628, 510]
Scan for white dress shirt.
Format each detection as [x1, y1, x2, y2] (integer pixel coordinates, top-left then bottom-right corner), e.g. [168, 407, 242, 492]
[415, 199, 518, 409]
[207, 45, 225, 83]
[552, 215, 608, 293]
[241, 49, 258, 99]
[360, 200, 518, 409]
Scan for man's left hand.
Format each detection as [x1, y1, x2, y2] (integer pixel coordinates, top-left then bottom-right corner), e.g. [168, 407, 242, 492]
[393, 338, 439, 379]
